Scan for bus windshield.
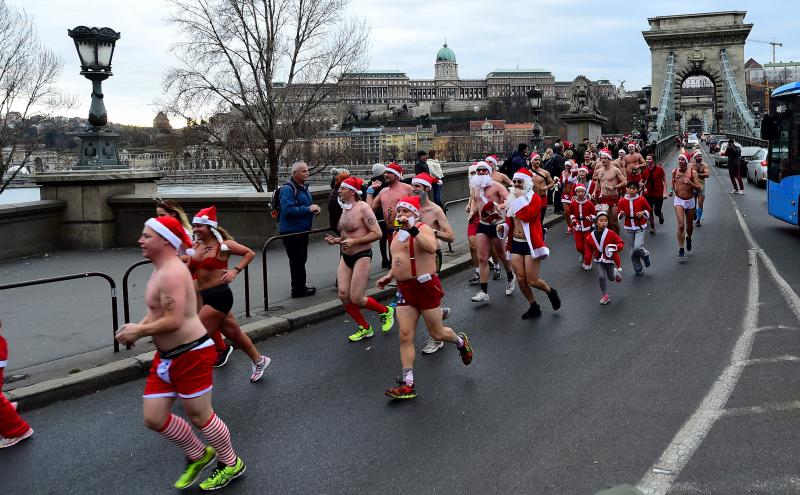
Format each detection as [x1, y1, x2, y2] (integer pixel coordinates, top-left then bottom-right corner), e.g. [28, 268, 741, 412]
[767, 107, 800, 183]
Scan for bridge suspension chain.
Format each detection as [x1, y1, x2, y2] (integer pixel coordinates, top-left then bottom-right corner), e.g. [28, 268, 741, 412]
[720, 49, 759, 137]
[649, 52, 676, 142]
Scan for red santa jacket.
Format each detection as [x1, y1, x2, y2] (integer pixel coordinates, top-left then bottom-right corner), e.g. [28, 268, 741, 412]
[583, 227, 624, 266]
[617, 194, 652, 231]
[569, 197, 597, 232]
[508, 192, 549, 259]
[0, 334, 7, 369]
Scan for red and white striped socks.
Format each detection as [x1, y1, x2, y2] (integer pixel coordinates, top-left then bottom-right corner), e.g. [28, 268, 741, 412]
[201, 413, 237, 466]
[158, 414, 206, 461]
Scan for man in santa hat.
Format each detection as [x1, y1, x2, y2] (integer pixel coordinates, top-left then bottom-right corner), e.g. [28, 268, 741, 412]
[468, 160, 515, 303]
[507, 176, 561, 318]
[623, 142, 646, 179]
[377, 196, 473, 400]
[529, 152, 556, 235]
[569, 184, 596, 264]
[115, 216, 246, 491]
[367, 162, 413, 241]
[617, 182, 653, 275]
[325, 176, 395, 343]
[690, 150, 710, 227]
[486, 155, 512, 187]
[592, 149, 627, 233]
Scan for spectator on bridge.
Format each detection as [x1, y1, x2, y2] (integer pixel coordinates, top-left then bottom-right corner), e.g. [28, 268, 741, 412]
[279, 161, 321, 297]
[725, 139, 744, 195]
[509, 143, 529, 171]
[414, 150, 430, 175]
[0, 321, 34, 448]
[426, 149, 444, 208]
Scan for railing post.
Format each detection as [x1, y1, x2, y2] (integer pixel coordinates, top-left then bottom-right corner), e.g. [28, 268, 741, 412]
[244, 265, 251, 318]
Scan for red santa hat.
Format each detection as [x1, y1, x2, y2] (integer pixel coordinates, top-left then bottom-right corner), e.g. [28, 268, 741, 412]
[578, 166, 590, 174]
[485, 155, 498, 167]
[575, 184, 587, 193]
[411, 172, 440, 189]
[340, 176, 364, 194]
[678, 153, 689, 163]
[145, 216, 195, 256]
[192, 206, 229, 251]
[475, 160, 492, 172]
[690, 150, 702, 159]
[507, 194, 549, 259]
[513, 168, 533, 183]
[385, 162, 404, 178]
[396, 195, 420, 216]
[530, 152, 541, 161]
[599, 148, 613, 159]
[468, 163, 478, 174]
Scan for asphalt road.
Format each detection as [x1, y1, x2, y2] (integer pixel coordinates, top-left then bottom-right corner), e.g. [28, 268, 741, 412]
[4, 150, 800, 494]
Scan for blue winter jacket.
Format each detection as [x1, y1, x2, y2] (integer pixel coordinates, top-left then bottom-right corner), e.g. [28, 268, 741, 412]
[277, 178, 314, 234]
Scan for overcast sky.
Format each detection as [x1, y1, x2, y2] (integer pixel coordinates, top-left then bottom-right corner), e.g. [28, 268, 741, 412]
[18, 0, 800, 127]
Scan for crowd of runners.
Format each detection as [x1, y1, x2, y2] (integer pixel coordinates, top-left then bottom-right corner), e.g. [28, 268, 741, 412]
[0, 137, 714, 491]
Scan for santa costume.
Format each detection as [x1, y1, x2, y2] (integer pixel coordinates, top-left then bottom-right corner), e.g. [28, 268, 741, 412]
[508, 192, 549, 260]
[569, 185, 597, 260]
[583, 210, 625, 304]
[617, 187, 653, 275]
[0, 333, 33, 448]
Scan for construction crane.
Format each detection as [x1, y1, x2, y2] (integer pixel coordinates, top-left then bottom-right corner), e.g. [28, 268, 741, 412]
[749, 39, 783, 63]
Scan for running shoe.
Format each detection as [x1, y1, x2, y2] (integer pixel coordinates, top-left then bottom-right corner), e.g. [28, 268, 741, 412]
[493, 265, 501, 280]
[614, 268, 622, 283]
[737, 190, 744, 195]
[173, 446, 216, 490]
[441, 307, 451, 320]
[468, 273, 480, 285]
[729, 189, 738, 194]
[250, 356, 271, 383]
[348, 326, 374, 342]
[421, 337, 444, 355]
[457, 332, 473, 365]
[599, 294, 611, 305]
[380, 306, 395, 333]
[649, 228, 656, 236]
[547, 288, 561, 311]
[686, 236, 692, 252]
[213, 345, 234, 368]
[634, 268, 643, 276]
[658, 213, 664, 225]
[521, 302, 542, 319]
[471, 291, 490, 303]
[385, 379, 416, 399]
[696, 220, 702, 227]
[505, 276, 516, 295]
[678, 248, 686, 262]
[199, 458, 246, 491]
[643, 253, 651, 267]
[0, 427, 33, 449]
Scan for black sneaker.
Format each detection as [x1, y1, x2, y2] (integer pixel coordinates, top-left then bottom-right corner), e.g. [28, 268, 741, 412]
[658, 213, 664, 225]
[546, 288, 561, 311]
[695, 220, 701, 227]
[521, 303, 542, 319]
[686, 236, 692, 252]
[214, 345, 234, 368]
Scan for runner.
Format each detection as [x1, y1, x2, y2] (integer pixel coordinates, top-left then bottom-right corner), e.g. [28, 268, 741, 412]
[617, 182, 653, 276]
[529, 152, 555, 236]
[582, 209, 625, 305]
[574, 166, 595, 198]
[465, 164, 481, 284]
[115, 216, 246, 491]
[0, 320, 34, 449]
[189, 206, 270, 382]
[569, 184, 596, 265]
[507, 169, 561, 318]
[560, 160, 578, 233]
[156, 200, 194, 239]
[367, 162, 413, 236]
[469, 160, 514, 303]
[624, 142, 646, 178]
[486, 155, 512, 187]
[641, 154, 667, 235]
[410, 172, 456, 355]
[669, 154, 703, 261]
[593, 149, 627, 233]
[377, 196, 473, 400]
[691, 150, 710, 227]
[324, 176, 395, 342]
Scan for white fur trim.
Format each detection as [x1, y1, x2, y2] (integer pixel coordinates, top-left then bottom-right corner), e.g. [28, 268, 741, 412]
[192, 216, 218, 228]
[385, 167, 403, 178]
[513, 172, 532, 182]
[178, 385, 213, 399]
[475, 161, 492, 171]
[411, 177, 432, 188]
[145, 218, 183, 251]
[396, 201, 419, 215]
[0, 359, 7, 368]
[341, 182, 363, 194]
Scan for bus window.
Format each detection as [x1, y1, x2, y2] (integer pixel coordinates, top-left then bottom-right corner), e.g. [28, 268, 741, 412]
[768, 115, 789, 182]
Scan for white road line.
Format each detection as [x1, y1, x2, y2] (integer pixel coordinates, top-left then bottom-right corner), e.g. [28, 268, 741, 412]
[756, 324, 800, 332]
[744, 354, 800, 365]
[722, 400, 800, 417]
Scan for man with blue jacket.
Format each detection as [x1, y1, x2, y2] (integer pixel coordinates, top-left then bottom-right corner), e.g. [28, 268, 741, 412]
[279, 161, 320, 298]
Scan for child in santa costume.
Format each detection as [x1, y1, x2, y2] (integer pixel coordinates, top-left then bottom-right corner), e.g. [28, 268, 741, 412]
[617, 182, 653, 275]
[575, 166, 596, 198]
[569, 184, 597, 264]
[0, 321, 34, 448]
[583, 208, 625, 305]
[560, 160, 579, 233]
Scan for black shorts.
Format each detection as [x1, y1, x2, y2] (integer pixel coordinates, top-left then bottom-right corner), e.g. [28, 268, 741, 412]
[476, 221, 498, 239]
[645, 196, 663, 216]
[200, 284, 233, 314]
[510, 239, 531, 256]
[342, 249, 372, 269]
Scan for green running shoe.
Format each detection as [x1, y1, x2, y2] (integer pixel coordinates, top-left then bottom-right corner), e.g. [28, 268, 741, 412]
[348, 325, 374, 342]
[380, 306, 395, 333]
[174, 446, 216, 490]
[199, 457, 246, 491]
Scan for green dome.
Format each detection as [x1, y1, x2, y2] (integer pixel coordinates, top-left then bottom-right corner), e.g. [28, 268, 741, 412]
[436, 44, 456, 62]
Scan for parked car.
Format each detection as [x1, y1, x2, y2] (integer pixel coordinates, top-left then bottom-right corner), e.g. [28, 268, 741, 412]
[745, 147, 768, 187]
[716, 140, 742, 167]
[686, 133, 700, 148]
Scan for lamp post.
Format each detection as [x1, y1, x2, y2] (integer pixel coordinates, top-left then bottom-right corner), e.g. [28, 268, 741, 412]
[638, 97, 648, 145]
[714, 110, 724, 134]
[527, 87, 543, 153]
[67, 26, 125, 169]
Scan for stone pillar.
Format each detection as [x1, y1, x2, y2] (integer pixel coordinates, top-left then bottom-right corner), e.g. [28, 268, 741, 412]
[559, 113, 608, 143]
[32, 170, 163, 249]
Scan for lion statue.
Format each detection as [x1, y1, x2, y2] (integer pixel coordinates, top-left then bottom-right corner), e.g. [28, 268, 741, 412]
[567, 75, 600, 114]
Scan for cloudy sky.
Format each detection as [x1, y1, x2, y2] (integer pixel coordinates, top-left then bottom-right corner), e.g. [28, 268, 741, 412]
[19, 0, 800, 127]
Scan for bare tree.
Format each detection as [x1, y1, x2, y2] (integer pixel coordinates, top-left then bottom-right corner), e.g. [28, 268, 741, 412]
[162, 0, 369, 192]
[0, 1, 72, 194]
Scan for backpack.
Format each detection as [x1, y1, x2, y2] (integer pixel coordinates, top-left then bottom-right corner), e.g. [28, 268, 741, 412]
[270, 181, 298, 221]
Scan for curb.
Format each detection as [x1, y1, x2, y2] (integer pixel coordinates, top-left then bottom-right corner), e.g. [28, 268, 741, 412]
[9, 214, 562, 412]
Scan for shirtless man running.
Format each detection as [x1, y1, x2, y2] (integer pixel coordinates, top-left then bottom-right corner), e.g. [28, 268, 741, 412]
[624, 142, 646, 175]
[325, 176, 394, 342]
[377, 196, 473, 400]
[593, 149, 627, 233]
[470, 161, 515, 303]
[486, 155, 512, 187]
[670, 154, 703, 261]
[115, 216, 245, 491]
[367, 162, 413, 238]
[411, 172, 456, 355]
[529, 152, 555, 235]
[690, 150, 710, 227]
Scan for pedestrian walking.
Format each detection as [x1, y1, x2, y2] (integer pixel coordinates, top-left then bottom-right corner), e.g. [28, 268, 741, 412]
[278, 161, 320, 298]
[725, 139, 744, 195]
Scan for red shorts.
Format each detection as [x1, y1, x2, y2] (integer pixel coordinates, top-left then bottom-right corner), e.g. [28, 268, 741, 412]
[143, 339, 216, 399]
[467, 214, 479, 237]
[599, 196, 618, 208]
[396, 275, 443, 311]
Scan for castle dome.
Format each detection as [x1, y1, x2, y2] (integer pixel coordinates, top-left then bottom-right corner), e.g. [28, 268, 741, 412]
[436, 43, 456, 63]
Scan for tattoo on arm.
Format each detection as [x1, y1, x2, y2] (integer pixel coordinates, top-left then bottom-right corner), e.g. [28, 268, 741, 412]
[163, 296, 176, 312]
[367, 217, 376, 225]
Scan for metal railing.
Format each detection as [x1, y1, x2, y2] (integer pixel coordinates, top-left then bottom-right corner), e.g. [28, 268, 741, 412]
[0, 272, 123, 352]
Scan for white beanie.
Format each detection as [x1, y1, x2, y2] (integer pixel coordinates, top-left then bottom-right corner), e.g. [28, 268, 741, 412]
[372, 163, 385, 177]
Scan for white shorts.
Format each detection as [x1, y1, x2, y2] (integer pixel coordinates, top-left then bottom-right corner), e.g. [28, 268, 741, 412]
[673, 196, 696, 210]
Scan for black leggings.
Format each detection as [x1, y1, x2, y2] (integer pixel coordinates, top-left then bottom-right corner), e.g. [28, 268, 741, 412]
[200, 284, 233, 314]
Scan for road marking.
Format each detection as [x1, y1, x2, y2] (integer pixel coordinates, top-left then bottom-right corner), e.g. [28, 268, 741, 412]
[722, 400, 800, 417]
[756, 324, 800, 332]
[744, 354, 800, 365]
[638, 150, 800, 494]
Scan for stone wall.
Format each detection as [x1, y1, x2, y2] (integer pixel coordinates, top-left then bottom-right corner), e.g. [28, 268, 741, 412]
[0, 200, 66, 261]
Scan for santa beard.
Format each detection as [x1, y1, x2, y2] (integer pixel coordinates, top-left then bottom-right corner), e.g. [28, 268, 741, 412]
[337, 197, 353, 210]
[470, 174, 493, 190]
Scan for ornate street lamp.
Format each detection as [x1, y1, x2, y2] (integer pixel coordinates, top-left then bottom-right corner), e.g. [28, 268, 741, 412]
[638, 97, 648, 144]
[527, 88, 544, 153]
[67, 26, 125, 169]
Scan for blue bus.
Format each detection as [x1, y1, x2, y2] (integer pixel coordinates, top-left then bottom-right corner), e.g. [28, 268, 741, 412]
[762, 81, 800, 226]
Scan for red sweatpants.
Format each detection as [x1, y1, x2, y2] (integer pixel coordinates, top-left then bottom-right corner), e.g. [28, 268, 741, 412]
[573, 229, 586, 255]
[0, 368, 30, 438]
